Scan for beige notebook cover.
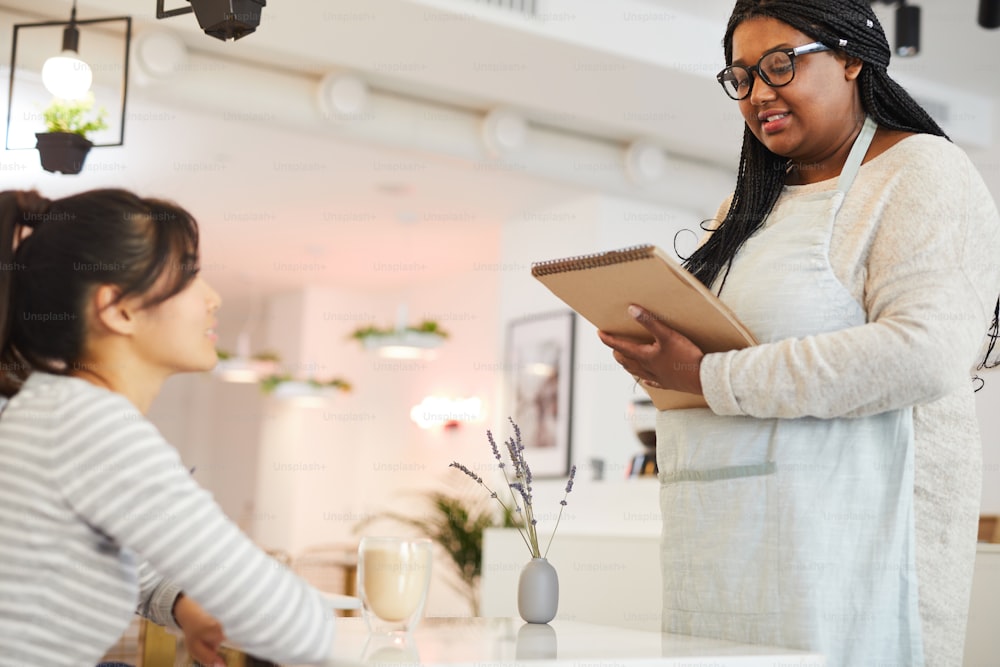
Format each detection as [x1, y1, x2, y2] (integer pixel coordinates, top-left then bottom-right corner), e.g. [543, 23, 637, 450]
[531, 244, 758, 410]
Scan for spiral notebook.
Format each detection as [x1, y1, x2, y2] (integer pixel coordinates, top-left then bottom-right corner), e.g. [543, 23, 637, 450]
[531, 244, 757, 410]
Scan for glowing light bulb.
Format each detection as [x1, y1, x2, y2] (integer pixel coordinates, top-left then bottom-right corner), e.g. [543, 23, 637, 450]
[42, 50, 93, 99]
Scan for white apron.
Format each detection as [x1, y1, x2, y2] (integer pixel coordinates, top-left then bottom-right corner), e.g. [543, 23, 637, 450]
[656, 117, 923, 666]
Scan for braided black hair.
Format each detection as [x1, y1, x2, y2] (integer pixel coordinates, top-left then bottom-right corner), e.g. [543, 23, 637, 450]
[684, 0, 947, 291]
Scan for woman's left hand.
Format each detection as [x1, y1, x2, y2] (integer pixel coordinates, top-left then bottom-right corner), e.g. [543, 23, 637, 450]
[173, 594, 227, 667]
[597, 305, 705, 395]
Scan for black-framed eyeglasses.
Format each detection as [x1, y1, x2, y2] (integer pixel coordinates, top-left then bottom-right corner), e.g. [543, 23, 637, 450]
[716, 42, 831, 101]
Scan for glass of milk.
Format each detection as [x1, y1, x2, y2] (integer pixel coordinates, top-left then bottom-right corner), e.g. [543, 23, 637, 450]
[358, 536, 433, 634]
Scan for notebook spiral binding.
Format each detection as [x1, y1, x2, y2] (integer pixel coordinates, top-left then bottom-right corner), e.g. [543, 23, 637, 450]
[530, 244, 657, 276]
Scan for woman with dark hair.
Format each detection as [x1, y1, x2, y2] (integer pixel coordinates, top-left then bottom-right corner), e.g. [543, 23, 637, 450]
[599, 1, 1000, 665]
[0, 189, 335, 666]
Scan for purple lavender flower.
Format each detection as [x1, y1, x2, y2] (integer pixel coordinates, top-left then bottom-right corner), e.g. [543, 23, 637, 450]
[546, 465, 577, 556]
[448, 461, 483, 485]
[448, 419, 578, 560]
[510, 481, 530, 503]
[508, 417, 523, 451]
[487, 430, 504, 468]
[565, 465, 577, 494]
[505, 436, 522, 478]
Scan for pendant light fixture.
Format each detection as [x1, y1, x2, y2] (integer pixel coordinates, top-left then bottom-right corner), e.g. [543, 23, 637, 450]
[40, 1, 93, 100]
[5, 6, 131, 171]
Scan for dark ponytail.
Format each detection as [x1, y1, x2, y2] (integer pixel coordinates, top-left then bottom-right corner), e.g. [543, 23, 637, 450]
[0, 189, 201, 398]
[0, 191, 50, 395]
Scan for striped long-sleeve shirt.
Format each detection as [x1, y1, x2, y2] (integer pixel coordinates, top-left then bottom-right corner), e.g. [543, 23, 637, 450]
[0, 372, 335, 666]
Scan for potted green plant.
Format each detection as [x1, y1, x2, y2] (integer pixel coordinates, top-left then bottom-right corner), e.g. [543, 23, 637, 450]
[36, 93, 108, 174]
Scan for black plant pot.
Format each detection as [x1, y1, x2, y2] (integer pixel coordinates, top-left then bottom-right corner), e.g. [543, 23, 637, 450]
[35, 132, 93, 175]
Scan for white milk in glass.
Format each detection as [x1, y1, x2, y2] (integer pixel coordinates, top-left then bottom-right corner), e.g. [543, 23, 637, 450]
[359, 538, 432, 633]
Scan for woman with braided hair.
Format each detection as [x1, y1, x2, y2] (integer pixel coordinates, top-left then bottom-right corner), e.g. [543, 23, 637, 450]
[600, 0, 1000, 664]
[0, 189, 336, 666]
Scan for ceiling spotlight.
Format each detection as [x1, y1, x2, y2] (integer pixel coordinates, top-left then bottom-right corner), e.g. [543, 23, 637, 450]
[871, 1, 921, 57]
[894, 2, 921, 56]
[156, 0, 266, 42]
[980, 0, 1000, 29]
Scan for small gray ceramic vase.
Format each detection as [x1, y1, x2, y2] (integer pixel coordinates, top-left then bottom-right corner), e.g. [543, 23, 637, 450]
[517, 557, 559, 624]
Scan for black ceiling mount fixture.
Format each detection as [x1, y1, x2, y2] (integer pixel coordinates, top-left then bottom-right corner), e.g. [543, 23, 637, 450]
[980, 0, 1000, 29]
[874, 0, 998, 49]
[155, 0, 266, 41]
[894, 2, 921, 56]
[872, 0, 921, 57]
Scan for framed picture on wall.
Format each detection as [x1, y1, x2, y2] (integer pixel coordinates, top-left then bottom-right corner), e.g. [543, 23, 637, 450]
[504, 311, 575, 478]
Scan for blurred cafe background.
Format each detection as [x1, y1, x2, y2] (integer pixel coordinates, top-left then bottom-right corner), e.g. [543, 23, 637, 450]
[2, 0, 999, 662]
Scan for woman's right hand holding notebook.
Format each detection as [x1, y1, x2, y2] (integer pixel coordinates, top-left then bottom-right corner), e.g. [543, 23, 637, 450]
[597, 304, 705, 396]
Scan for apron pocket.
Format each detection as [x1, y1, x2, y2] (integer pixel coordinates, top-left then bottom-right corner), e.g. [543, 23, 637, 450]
[661, 465, 781, 622]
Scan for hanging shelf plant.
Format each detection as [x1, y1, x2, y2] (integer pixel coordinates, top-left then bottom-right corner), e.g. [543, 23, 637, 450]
[36, 94, 107, 174]
[350, 320, 449, 356]
[260, 374, 352, 400]
[214, 348, 281, 383]
[216, 348, 351, 400]
[216, 349, 281, 362]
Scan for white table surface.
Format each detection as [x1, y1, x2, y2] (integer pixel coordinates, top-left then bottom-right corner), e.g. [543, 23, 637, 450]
[307, 617, 825, 667]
